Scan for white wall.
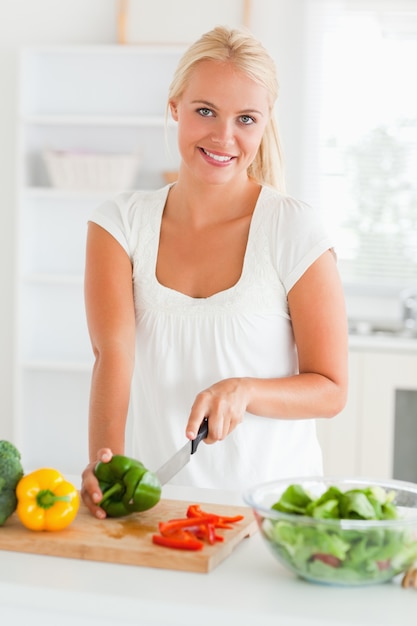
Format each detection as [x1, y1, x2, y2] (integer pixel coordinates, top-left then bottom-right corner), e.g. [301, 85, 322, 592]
[0, 0, 297, 442]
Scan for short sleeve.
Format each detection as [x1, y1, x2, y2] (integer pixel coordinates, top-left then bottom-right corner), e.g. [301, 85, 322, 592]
[271, 194, 334, 293]
[88, 192, 136, 256]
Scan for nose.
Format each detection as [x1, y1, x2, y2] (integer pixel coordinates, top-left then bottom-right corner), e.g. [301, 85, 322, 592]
[210, 120, 235, 147]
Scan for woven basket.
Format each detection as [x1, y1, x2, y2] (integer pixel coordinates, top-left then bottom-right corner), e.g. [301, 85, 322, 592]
[43, 150, 142, 190]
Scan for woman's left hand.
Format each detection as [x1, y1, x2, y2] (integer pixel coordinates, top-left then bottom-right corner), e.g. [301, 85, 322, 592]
[185, 377, 249, 443]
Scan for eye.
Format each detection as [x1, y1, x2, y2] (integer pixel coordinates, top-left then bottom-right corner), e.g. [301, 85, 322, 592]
[197, 107, 213, 117]
[239, 114, 255, 125]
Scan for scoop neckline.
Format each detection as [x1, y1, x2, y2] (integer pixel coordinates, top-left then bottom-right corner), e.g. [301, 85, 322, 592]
[152, 184, 265, 302]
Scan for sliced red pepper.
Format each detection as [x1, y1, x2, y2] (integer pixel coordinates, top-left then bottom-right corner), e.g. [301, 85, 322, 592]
[209, 521, 233, 530]
[187, 504, 205, 518]
[193, 521, 224, 544]
[158, 515, 219, 536]
[152, 504, 244, 551]
[152, 530, 204, 551]
[186, 504, 244, 525]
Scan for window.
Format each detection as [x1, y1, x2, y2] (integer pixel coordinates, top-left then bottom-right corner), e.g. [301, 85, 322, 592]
[302, 0, 417, 291]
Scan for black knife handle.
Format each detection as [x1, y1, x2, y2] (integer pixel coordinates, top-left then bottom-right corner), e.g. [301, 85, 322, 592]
[191, 418, 209, 454]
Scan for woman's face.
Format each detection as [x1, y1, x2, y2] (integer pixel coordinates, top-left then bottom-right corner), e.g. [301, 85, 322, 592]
[170, 60, 271, 186]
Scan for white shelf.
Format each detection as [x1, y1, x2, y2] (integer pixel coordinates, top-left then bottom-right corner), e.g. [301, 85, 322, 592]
[21, 360, 93, 372]
[22, 187, 115, 199]
[21, 273, 83, 285]
[21, 114, 172, 127]
[21, 43, 187, 55]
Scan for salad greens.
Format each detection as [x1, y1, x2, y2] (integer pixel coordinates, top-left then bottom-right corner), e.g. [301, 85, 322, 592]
[263, 484, 417, 585]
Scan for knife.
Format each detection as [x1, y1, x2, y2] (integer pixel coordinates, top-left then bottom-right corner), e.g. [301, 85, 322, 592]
[155, 418, 209, 485]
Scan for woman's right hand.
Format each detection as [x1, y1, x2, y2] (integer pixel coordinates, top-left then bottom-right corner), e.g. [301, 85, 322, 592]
[81, 448, 113, 519]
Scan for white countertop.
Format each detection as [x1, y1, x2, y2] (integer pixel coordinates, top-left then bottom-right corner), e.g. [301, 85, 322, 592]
[1, 484, 416, 626]
[349, 333, 417, 352]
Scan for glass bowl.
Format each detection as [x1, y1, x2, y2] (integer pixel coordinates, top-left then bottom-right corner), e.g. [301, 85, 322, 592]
[243, 477, 417, 586]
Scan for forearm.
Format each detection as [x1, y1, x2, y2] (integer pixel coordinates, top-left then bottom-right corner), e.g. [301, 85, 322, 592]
[186, 370, 347, 443]
[243, 372, 347, 420]
[88, 347, 134, 460]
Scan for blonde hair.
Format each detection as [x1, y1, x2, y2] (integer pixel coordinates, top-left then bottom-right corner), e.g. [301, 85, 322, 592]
[168, 26, 286, 192]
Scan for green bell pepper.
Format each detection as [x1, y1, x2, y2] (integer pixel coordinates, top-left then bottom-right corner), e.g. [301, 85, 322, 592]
[95, 455, 161, 517]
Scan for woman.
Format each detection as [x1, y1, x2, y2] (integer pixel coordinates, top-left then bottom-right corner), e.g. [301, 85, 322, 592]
[81, 26, 348, 518]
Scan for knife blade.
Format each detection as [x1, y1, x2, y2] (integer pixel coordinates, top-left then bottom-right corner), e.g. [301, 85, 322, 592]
[155, 418, 209, 485]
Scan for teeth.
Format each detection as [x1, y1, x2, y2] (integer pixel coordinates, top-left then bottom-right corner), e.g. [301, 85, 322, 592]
[203, 149, 232, 162]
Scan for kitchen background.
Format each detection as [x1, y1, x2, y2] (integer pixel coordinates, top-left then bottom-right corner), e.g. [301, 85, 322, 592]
[0, 0, 416, 479]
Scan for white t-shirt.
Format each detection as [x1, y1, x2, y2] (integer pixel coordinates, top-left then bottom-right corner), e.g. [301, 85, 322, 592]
[89, 184, 333, 492]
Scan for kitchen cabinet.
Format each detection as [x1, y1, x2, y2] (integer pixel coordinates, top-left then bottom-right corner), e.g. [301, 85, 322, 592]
[317, 338, 417, 480]
[316, 350, 361, 477]
[15, 45, 184, 474]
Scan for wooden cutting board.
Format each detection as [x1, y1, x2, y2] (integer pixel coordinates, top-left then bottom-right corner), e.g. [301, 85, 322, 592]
[0, 499, 257, 573]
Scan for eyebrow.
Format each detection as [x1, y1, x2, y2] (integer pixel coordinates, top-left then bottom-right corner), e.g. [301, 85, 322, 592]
[191, 99, 265, 116]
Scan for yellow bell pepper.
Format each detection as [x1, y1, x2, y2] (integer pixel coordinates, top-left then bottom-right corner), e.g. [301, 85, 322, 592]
[16, 468, 80, 531]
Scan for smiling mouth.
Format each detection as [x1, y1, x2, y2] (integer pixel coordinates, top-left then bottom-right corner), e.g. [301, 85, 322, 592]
[201, 148, 234, 163]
